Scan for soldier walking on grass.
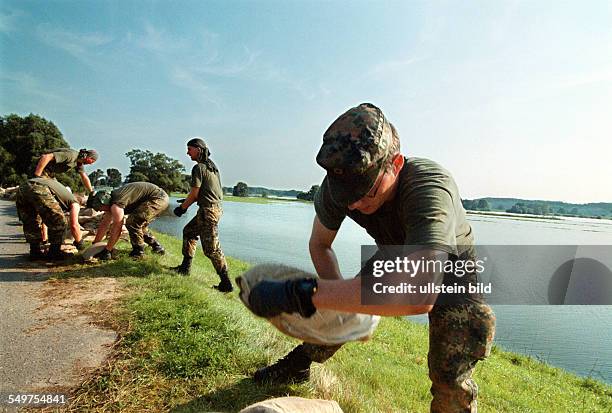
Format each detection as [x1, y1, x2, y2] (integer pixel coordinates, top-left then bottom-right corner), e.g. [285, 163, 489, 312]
[16, 177, 86, 260]
[247, 103, 496, 413]
[34, 148, 98, 193]
[88, 182, 169, 260]
[172, 137, 232, 293]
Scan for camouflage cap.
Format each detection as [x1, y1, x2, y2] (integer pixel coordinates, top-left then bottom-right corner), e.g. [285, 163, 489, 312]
[316, 103, 393, 206]
[87, 190, 111, 211]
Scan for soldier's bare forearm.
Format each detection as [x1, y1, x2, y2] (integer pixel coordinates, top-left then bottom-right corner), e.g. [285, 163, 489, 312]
[69, 205, 82, 242]
[34, 154, 53, 177]
[181, 187, 199, 210]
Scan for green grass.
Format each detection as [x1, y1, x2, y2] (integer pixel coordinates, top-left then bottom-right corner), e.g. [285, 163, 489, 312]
[64, 233, 612, 412]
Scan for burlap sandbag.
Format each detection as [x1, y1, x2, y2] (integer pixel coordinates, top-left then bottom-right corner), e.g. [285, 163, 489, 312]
[239, 396, 343, 413]
[82, 242, 108, 260]
[237, 263, 379, 346]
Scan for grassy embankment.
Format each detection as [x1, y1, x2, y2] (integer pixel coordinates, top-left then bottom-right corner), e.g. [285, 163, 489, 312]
[60, 233, 611, 412]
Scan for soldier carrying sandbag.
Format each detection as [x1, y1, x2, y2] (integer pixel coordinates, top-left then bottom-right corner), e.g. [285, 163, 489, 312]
[87, 182, 169, 260]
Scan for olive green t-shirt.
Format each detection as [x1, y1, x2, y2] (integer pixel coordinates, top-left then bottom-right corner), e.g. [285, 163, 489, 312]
[41, 149, 84, 178]
[190, 164, 223, 207]
[29, 177, 77, 212]
[111, 182, 167, 214]
[314, 157, 474, 257]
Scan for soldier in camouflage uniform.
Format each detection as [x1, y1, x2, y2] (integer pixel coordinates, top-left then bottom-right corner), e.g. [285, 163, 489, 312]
[247, 103, 496, 413]
[16, 177, 86, 260]
[34, 148, 98, 193]
[172, 137, 232, 293]
[88, 182, 169, 259]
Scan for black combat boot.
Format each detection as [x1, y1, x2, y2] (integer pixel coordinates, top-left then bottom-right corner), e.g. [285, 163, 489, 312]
[129, 244, 145, 258]
[253, 344, 312, 384]
[47, 243, 74, 261]
[28, 243, 46, 261]
[171, 256, 192, 276]
[149, 240, 165, 255]
[213, 267, 233, 292]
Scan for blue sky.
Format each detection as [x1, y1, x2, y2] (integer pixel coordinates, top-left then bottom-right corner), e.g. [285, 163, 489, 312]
[1, 0, 611, 203]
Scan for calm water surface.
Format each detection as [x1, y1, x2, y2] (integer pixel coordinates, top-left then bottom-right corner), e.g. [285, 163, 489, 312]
[152, 198, 612, 383]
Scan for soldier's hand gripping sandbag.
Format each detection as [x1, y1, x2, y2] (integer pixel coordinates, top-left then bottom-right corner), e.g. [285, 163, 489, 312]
[238, 264, 380, 345]
[249, 278, 318, 318]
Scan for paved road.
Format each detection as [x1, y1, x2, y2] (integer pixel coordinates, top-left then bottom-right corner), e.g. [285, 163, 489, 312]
[0, 200, 116, 410]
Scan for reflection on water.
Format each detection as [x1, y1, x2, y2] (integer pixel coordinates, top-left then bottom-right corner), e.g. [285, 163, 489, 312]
[151, 198, 612, 383]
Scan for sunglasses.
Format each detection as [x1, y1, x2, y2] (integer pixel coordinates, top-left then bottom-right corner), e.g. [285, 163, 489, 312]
[364, 169, 387, 199]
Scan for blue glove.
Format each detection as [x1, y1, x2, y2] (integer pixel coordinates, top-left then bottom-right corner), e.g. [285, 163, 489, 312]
[174, 206, 187, 217]
[248, 278, 318, 318]
[93, 248, 112, 261]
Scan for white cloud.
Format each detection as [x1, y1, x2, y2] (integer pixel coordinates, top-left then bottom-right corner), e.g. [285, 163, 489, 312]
[1, 71, 67, 103]
[36, 24, 113, 64]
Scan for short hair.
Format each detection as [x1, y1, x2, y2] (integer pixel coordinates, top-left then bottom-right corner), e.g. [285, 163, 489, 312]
[383, 123, 401, 172]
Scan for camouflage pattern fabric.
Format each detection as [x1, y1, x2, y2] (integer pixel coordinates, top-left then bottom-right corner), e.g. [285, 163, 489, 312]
[428, 304, 495, 413]
[16, 181, 67, 244]
[316, 103, 394, 206]
[125, 193, 169, 247]
[182, 204, 227, 273]
[294, 303, 495, 413]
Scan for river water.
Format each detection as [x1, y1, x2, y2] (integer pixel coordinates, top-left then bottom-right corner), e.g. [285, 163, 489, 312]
[151, 198, 612, 383]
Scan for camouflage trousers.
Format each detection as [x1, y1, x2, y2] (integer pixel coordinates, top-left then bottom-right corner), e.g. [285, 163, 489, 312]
[125, 192, 169, 248]
[182, 204, 227, 273]
[299, 303, 495, 413]
[15, 181, 66, 244]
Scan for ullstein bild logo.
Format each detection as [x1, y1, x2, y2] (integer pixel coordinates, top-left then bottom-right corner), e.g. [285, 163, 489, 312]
[360, 245, 612, 305]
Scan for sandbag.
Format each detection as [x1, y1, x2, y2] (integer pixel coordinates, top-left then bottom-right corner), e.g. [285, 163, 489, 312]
[82, 242, 108, 260]
[239, 396, 343, 413]
[237, 263, 379, 346]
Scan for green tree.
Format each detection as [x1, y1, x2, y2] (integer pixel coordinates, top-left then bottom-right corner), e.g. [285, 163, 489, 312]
[125, 149, 186, 193]
[477, 199, 490, 211]
[0, 113, 83, 190]
[106, 168, 122, 187]
[297, 185, 320, 201]
[89, 169, 106, 186]
[462, 199, 475, 210]
[232, 181, 249, 197]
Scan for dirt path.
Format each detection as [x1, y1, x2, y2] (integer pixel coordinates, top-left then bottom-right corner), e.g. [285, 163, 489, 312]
[0, 200, 119, 411]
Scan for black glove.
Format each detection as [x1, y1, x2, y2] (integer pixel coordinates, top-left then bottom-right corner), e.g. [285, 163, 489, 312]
[93, 248, 112, 261]
[248, 278, 318, 318]
[176, 198, 186, 204]
[73, 239, 86, 251]
[173, 206, 187, 217]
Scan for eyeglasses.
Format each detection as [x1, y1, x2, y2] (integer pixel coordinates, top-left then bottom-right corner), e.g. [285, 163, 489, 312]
[364, 169, 386, 199]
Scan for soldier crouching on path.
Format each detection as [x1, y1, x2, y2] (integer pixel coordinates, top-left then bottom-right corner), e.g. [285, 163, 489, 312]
[171, 137, 232, 293]
[88, 182, 169, 260]
[16, 177, 86, 261]
[34, 148, 98, 193]
[247, 103, 496, 413]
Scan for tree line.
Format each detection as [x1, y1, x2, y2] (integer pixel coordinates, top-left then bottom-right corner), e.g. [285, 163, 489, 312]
[1, 113, 192, 194]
